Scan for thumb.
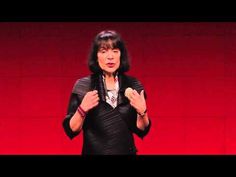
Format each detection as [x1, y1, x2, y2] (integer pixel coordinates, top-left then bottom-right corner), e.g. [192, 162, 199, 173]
[140, 90, 145, 100]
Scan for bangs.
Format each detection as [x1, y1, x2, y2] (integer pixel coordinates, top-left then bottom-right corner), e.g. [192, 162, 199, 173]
[98, 39, 120, 50]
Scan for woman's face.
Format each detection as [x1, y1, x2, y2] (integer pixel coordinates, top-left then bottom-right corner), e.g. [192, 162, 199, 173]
[97, 46, 121, 75]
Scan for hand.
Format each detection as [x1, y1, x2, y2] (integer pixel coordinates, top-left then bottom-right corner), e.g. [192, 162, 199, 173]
[129, 90, 146, 114]
[80, 90, 99, 112]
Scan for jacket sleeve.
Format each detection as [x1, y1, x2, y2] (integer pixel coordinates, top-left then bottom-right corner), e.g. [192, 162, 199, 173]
[62, 93, 81, 139]
[63, 76, 92, 139]
[130, 77, 151, 139]
[132, 118, 151, 139]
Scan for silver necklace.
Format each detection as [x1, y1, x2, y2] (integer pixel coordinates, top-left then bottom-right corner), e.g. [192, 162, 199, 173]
[102, 74, 119, 108]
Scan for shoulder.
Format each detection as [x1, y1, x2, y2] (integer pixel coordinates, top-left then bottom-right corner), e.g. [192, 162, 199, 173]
[122, 74, 144, 92]
[124, 75, 147, 98]
[74, 75, 92, 86]
[72, 75, 92, 94]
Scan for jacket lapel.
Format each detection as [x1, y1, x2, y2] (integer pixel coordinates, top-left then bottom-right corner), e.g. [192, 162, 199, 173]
[117, 74, 130, 106]
[92, 73, 130, 106]
[91, 74, 107, 103]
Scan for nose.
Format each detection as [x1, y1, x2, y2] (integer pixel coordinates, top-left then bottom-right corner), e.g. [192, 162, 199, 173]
[106, 50, 114, 59]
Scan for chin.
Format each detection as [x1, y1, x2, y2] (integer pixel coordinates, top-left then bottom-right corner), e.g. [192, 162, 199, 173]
[106, 69, 117, 74]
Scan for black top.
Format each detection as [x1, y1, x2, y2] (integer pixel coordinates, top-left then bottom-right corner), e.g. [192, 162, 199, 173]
[63, 73, 151, 155]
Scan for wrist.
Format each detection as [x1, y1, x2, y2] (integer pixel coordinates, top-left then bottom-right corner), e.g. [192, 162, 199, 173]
[77, 105, 87, 119]
[80, 104, 88, 112]
[138, 109, 147, 117]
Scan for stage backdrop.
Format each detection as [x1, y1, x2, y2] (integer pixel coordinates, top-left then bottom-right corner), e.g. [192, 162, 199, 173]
[0, 22, 235, 154]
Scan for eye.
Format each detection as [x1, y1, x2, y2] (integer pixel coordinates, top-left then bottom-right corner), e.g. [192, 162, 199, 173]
[100, 50, 107, 54]
[113, 49, 119, 53]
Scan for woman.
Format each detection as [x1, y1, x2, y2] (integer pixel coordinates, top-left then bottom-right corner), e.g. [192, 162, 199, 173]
[63, 30, 151, 155]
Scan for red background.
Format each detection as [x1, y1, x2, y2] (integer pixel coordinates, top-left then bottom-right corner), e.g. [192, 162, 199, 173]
[0, 22, 235, 155]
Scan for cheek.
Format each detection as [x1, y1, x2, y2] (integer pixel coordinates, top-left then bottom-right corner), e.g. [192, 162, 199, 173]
[116, 58, 121, 66]
[97, 59, 105, 68]
[116, 61, 120, 68]
[97, 54, 103, 65]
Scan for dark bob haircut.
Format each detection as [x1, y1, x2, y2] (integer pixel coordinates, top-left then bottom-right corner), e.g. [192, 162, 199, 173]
[88, 30, 130, 74]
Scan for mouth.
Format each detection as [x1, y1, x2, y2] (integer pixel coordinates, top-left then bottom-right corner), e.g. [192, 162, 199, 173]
[106, 63, 115, 68]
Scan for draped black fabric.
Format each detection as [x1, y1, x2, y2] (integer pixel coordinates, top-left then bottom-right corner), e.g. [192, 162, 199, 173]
[62, 74, 151, 155]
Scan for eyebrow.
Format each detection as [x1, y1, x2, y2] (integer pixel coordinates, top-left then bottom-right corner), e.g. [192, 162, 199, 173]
[98, 47, 120, 51]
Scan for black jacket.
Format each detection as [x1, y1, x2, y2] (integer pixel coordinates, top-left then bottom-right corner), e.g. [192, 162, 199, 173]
[63, 73, 151, 155]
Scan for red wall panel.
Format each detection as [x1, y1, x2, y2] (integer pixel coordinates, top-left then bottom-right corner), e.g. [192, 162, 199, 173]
[0, 22, 235, 154]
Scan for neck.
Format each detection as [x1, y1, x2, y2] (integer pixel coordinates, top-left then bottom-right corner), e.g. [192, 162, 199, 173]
[103, 72, 117, 90]
[103, 71, 116, 80]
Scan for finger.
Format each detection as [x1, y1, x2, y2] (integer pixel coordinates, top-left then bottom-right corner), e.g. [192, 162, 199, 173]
[91, 90, 98, 95]
[90, 94, 99, 101]
[91, 93, 99, 98]
[130, 100, 136, 107]
[130, 90, 137, 99]
[129, 95, 134, 101]
[91, 101, 98, 107]
[91, 96, 99, 103]
[132, 89, 139, 96]
[92, 95, 100, 101]
[94, 101, 99, 107]
[86, 91, 94, 98]
[87, 91, 97, 97]
[92, 100, 99, 106]
[140, 90, 145, 100]
[129, 101, 134, 107]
